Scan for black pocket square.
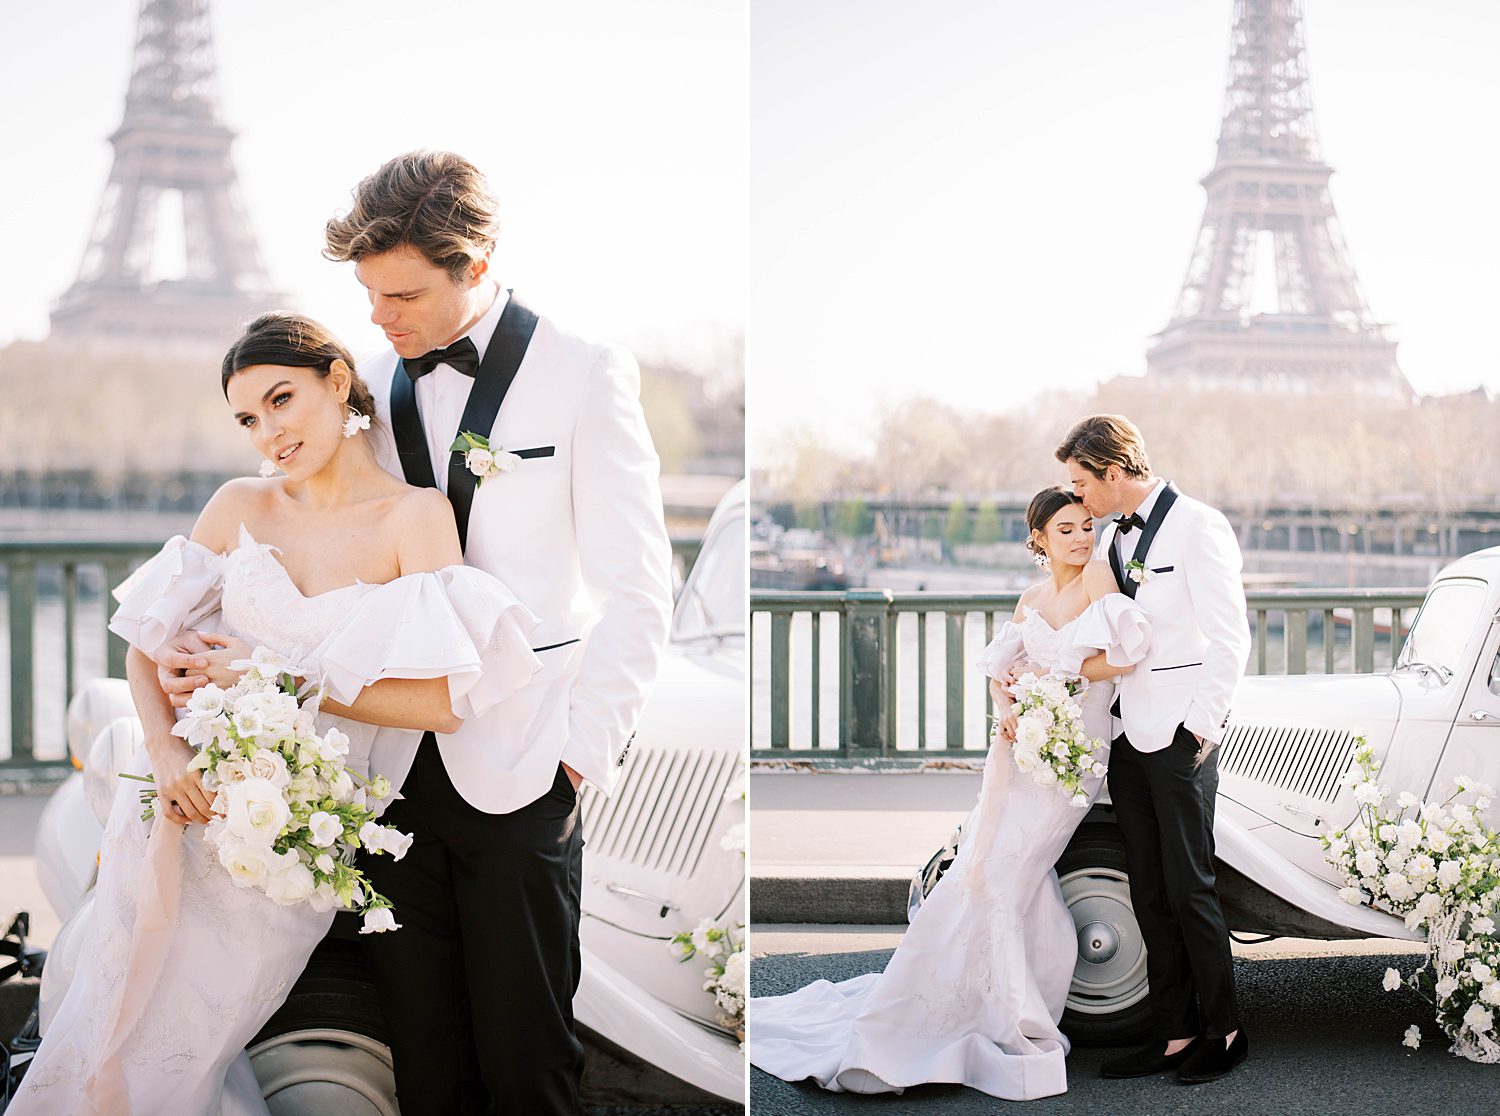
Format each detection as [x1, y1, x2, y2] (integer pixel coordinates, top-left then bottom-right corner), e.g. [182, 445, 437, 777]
[1151, 565, 1175, 573]
[512, 445, 555, 459]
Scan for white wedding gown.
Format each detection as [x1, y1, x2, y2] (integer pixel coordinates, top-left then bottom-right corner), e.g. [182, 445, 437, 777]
[12, 527, 541, 1116]
[748, 595, 1149, 1101]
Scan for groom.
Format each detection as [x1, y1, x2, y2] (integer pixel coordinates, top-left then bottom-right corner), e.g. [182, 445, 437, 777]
[1056, 415, 1251, 1084]
[320, 150, 674, 1114]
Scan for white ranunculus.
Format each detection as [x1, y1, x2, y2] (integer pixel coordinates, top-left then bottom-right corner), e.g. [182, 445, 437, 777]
[1382, 967, 1402, 992]
[1403, 1024, 1421, 1049]
[218, 841, 271, 888]
[1436, 975, 1460, 999]
[1462, 1003, 1493, 1034]
[359, 907, 402, 934]
[1405, 853, 1435, 882]
[224, 777, 291, 845]
[264, 863, 317, 906]
[368, 775, 392, 800]
[248, 748, 292, 789]
[1383, 872, 1414, 903]
[1437, 860, 1463, 890]
[1355, 849, 1382, 877]
[307, 810, 343, 848]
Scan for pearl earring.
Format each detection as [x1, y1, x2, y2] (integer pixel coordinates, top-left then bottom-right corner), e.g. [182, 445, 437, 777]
[343, 407, 371, 439]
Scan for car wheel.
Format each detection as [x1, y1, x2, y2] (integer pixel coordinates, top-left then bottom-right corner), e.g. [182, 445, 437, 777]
[248, 941, 398, 1116]
[1056, 825, 1153, 1045]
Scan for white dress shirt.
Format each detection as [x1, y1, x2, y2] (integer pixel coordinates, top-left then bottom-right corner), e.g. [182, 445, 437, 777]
[414, 285, 509, 494]
[1114, 477, 1168, 561]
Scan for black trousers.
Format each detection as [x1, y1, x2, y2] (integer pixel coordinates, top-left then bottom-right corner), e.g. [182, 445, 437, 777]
[359, 735, 585, 1116]
[1108, 723, 1239, 1041]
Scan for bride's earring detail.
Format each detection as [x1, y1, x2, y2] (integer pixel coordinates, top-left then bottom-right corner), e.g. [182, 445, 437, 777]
[258, 459, 277, 478]
[343, 407, 371, 439]
[1032, 548, 1050, 570]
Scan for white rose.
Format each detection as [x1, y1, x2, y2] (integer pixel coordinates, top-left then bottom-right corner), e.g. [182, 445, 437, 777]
[493, 450, 523, 473]
[1403, 1024, 1421, 1049]
[1036, 765, 1058, 786]
[1013, 750, 1037, 773]
[465, 447, 494, 477]
[1463, 1003, 1493, 1034]
[264, 863, 317, 906]
[215, 758, 252, 785]
[217, 841, 271, 888]
[1469, 962, 1493, 984]
[307, 810, 343, 848]
[224, 777, 291, 845]
[1382, 967, 1402, 992]
[247, 748, 292, 789]
[359, 907, 402, 935]
[1436, 975, 1460, 999]
[1355, 850, 1381, 877]
[1016, 719, 1047, 750]
[368, 775, 392, 800]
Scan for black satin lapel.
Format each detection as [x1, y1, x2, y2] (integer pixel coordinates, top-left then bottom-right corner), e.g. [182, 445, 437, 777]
[389, 361, 438, 490]
[1107, 529, 1132, 597]
[1129, 482, 1181, 569]
[446, 293, 540, 551]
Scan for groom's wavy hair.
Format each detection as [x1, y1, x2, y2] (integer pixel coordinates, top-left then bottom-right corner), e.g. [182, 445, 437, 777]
[221, 313, 378, 423]
[323, 150, 499, 283]
[1055, 415, 1152, 479]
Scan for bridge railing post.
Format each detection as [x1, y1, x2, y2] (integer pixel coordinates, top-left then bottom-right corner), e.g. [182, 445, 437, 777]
[842, 590, 894, 758]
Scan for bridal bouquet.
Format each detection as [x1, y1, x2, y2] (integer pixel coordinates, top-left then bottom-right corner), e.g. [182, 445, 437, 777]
[997, 672, 1106, 807]
[1323, 737, 1500, 1061]
[127, 646, 412, 933]
[670, 918, 746, 1041]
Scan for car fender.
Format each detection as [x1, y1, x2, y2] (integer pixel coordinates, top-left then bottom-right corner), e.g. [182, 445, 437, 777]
[573, 944, 743, 1102]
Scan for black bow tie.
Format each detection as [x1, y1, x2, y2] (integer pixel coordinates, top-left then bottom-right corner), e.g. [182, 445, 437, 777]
[403, 335, 480, 380]
[1115, 512, 1146, 533]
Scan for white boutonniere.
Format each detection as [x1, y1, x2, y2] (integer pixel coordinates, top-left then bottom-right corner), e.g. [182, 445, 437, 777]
[449, 431, 522, 486]
[1125, 559, 1155, 585]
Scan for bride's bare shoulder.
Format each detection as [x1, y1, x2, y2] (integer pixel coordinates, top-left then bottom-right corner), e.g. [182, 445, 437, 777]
[1081, 560, 1117, 601]
[189, 477, 274, 553]
[390, 488, 462, 573]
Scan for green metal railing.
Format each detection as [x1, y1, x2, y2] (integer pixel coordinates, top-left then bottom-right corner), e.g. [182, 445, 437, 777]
[750, 587, 1426, 760]
[3, 537, 704, 770]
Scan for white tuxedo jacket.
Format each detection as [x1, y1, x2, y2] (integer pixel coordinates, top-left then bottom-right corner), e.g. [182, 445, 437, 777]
[364, 298, 674, 813]
[1099, 485, 1250, 753]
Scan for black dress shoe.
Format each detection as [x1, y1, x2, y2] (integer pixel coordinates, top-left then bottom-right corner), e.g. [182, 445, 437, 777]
[1100, 1036, 1203, 1079]
[1177, 1029, 1249, 1084]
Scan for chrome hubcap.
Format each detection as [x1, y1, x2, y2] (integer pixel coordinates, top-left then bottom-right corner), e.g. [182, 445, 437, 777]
[1058, 865, 1149, 1015]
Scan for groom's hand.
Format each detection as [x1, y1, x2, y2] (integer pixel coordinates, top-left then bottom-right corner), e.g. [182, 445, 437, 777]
[155, 631, 215, 708]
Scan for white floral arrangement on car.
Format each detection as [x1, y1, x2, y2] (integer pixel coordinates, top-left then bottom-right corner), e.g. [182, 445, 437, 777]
[996, 672, 1107, 808]
[1323, 737, 1500, 1062]
[125, 646, 413, 933]
[669, 918, 746, 1042]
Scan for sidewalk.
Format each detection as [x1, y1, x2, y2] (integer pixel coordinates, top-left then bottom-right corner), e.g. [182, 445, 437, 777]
[749, 769, 981, 923]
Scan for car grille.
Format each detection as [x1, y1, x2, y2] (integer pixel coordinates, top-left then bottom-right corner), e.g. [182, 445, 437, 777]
[1219, 724, 1357, 804]
[580, 746, 740, 876]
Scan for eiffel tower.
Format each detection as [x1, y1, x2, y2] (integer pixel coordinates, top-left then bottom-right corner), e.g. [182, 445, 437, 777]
[1147, 0, 1409, 398]
[50, 0, 275, 347]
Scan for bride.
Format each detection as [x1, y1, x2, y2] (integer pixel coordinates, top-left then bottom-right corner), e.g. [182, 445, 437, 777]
[11, 313, 541, 1116]
[748, 486, 1150, 1101]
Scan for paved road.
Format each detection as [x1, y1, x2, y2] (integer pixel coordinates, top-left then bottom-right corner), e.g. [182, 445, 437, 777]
[749, 926, 1483, 1116]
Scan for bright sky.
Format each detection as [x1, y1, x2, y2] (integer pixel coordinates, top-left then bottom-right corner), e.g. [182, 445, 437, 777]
[0, 0, 746, 369]
[750, 0, 1500, 456]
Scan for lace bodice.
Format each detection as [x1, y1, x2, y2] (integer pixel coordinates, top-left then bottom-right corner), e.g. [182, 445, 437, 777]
[1016, 608, 1071, 669]
[220, 528, 374, 664]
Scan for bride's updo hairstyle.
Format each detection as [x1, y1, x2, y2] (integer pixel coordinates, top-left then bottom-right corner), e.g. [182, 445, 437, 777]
[1024, 486, 1085, 562]
[221, 313, 378, 424]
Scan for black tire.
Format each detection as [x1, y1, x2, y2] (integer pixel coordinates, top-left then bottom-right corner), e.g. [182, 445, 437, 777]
[252, 936, 385, 1046]
[1056, 824, 1154, 1045]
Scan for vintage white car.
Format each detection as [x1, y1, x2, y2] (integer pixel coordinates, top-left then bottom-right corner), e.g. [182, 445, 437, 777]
[25, 481, 747, 1112]
[1040, 548, 1498, 1043]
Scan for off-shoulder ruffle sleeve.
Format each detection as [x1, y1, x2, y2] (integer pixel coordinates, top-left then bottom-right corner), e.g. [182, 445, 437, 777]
[304, 566, 543, 718]
[1055, 594, 1151, 675]
[108, 535, 225, 656]
[976, 621, 1026, 681]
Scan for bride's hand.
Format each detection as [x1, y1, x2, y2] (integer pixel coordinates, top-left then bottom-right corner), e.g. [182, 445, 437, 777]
[145, 735, 217, 825]
[989, 680, 1018, 744]
[195, 632, 253, 690]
